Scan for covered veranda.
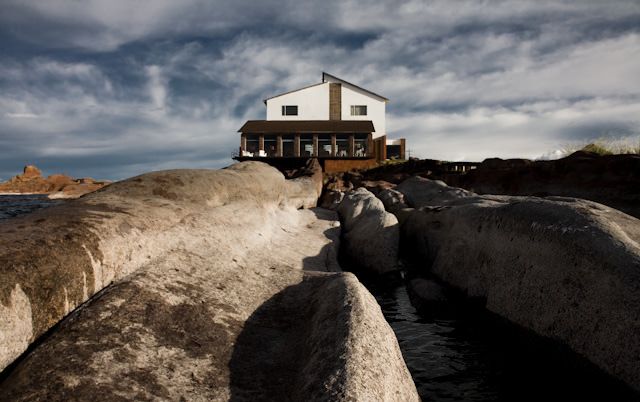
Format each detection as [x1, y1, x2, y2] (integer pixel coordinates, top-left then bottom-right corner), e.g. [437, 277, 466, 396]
[237, 120, 375, 159]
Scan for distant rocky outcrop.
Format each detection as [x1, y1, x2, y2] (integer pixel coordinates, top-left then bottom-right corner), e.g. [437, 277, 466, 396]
[0, 161, 418, 401]
[334, 152, 640, 220]
[392, 176, 640, 393]
[0, 165, 109, 199]
[21, 165, 41, 179]
[452, 151, 640, 219]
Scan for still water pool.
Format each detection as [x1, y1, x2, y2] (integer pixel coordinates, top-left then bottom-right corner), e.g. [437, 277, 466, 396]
[365, 278, 637, 402]
[0, 194, 63, 220]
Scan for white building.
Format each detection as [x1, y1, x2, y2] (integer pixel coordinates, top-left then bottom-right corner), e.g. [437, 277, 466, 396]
[265, 72, 387, 139]
[236, 72, 405, 172]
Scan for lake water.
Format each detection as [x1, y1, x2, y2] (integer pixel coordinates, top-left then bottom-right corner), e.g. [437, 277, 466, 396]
[0, 194, 64, 220]
[365, 277, 638, 402]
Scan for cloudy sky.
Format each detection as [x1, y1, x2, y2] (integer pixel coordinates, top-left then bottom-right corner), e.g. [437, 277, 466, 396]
[1, 0, 639, 180]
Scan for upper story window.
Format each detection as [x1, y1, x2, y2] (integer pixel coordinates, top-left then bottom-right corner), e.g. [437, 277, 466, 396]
[282, 105, 298, 116]
[350, 105, 367, 116]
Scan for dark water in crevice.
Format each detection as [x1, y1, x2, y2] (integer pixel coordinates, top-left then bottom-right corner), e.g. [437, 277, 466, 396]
[0, 194, 64, 220]
[361, 275, 638, 402]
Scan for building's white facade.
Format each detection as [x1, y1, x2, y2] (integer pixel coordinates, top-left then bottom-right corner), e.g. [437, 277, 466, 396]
[264, 74, 387, 138]
[265, 83, 329, 121]
[339, 85, 386, 136]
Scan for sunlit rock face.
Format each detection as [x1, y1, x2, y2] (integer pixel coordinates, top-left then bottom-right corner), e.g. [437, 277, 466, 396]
[0, 285, 32, 371]
[394, 176, 640, 393]
[0, 161, 418, 401]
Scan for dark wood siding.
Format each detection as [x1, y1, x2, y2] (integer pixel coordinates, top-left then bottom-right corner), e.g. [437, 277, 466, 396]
[329, 83, 341, 120]
[239, 120, 373, 133]
[324, 158, 377, 173]
[374, 135, 387, 162]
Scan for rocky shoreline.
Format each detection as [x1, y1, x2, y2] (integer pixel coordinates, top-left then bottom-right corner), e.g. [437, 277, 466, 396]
[2, 156, 640, 399]
[339, 151, 640, 220]
[324, 166, 640, 395]
[0, 161, 418, 401]
[0, 165, 110, 199]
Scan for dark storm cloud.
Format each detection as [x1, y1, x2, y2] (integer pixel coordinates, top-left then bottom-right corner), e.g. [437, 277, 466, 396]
[559, 121, 640, 141]
[0, 0, 639, 180]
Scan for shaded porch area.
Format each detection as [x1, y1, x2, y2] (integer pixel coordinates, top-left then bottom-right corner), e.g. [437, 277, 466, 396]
[236, 120, 375, 159]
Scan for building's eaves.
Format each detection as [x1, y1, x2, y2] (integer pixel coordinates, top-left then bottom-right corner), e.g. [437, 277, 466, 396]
[322, 72, 389, 102]
[262, 82, 327, 104]
[238, 120, 375, 133]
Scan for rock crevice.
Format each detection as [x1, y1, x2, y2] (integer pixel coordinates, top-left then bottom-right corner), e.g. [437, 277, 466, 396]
[390, 176, 640, 393]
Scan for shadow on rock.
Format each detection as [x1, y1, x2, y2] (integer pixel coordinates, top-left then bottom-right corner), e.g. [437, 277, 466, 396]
[229, 274, 340, 402]
[301, 208, 341, 272]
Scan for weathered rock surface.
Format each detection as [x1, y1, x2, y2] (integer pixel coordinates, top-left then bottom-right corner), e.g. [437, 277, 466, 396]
[319, 189, 344, 210]
[337, 188, 400, 274]
[284, 158, 324, 208]
[361, 180, 396, 196]
[396, 176, 475, 208]
[47, 178, 108, 199]
[378, 188, 408, 213]
[0, 165, 109, 198]
[21, 165, 41, 179]
[0, 161, 418, 401]
[394, 177, 640, 393]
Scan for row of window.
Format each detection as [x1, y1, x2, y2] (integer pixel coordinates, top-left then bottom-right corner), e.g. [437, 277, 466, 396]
[244, 133, 370, 157]
[281, 105, 367, 116]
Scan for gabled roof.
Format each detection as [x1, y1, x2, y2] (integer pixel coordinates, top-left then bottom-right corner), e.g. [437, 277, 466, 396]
[262, 72, 389, 104]
[238, 120, 375, 133]
[263, 82, 326, 104]
[322, 72, 389, 102]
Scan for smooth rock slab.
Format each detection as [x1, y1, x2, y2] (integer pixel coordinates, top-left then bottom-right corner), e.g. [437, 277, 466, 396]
[0, 204, 417, 401]
[0, 162, 419, 401]
[0, 162, 318, 372]
[0, 259, 416, 401]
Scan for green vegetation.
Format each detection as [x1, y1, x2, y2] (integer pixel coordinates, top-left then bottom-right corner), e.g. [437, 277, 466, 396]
[378, 158, 409, 166]
[557, 137, 640, 157]
[580, 143, 614, 155]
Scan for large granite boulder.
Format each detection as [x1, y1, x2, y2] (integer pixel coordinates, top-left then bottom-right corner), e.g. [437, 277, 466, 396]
[337, 188, 400, 274]
[319, 189, 344, 210]
[361, 179, 396, 196]
[395, 175, 475, 207]
[284, 158, 324, 208]
[395, 177, 640, 393]
[0, 161, 418, 400]
[378, 188, 409, 213]
[1, 230, 415, 401]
